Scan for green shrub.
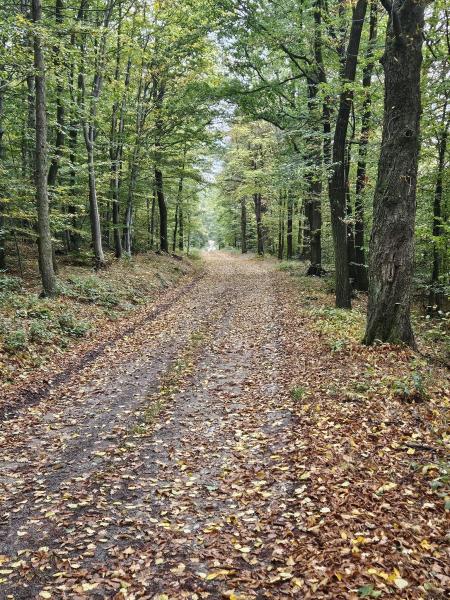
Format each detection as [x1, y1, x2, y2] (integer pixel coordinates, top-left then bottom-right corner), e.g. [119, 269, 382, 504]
[4, 329, 28, 352]
[290, 386, 307, 401]
[0, 274, 23, 292]
[393, 371, 428, 402]
[58, 312, 90, 337]
[65, 276, 120, 307]
[29, 320, 54, 343]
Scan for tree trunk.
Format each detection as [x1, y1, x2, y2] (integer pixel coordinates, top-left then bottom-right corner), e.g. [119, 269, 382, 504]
[79, 0, 113, 268]
[178, 202, 184, 251]
[354, 0, 378, 292]
[155, 168, 168, 252]
[254, 192, 264, 255]
[429, 105, 448, 312]
[328, 0, 367, 308]
[240, 197, 247, 253]
[84, 128, 106, 267]
[109, 20, 131, 259]
[32, 0, 57, 296]
[123, 157, 138, 255]
[150, 188, 156, 250]
[47, 0, 65, 190]
[286, 190, 293, 260]
[173, 149, 186, 252]
[277, 195, 284, 261]
[0, 70, 6, 270]
[364, 0, 425, 347]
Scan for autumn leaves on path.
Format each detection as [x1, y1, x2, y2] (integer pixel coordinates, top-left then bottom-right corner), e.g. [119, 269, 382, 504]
[0, 254, 293, 598]
[0, 254, 448, 599]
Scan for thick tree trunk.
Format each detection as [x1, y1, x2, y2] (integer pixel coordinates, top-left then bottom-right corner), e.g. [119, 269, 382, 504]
[240, 198, 247, 254]
[254, 192, 264, 255]
[364, 0, 425, 347]
[32, 0, 57, 296]
[354, 0, 377, 292]
[328, 0, 367, 308]
[155, 168, 168, 252]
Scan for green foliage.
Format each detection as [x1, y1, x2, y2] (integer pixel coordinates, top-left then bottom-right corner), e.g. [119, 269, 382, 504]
[358, 584, 382, 598]
[290, 386, 307, 402]
[4, 329, 28, 353]
[392, 372, 428, 403]
[29, 320, 54, 343]
[64, 276, 120, 307]
[0, 274, 23, 292]
[57, 312, 90, 338]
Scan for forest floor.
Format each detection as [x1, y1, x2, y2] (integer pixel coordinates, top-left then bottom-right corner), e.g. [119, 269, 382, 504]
[0, 253, 449, 600]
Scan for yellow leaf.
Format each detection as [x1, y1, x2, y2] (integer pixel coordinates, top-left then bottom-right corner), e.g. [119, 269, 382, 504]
[206, 569, 233, 580]
[239, 546, 251, 553]
[81, 583, 99, 591]
[39, 593, 52, 599]
[420, 539, 432, 550]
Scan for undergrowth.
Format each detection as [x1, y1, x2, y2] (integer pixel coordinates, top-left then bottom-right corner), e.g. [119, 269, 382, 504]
[0, 253, 196, 387]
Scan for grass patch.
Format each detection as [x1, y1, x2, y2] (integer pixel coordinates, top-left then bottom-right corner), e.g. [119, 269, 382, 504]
[290, 385, 308, 402]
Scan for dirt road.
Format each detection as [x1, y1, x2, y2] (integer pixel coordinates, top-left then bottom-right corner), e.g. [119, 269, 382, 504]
[0, 254, 301, 599]
[1, 253, 448, 600]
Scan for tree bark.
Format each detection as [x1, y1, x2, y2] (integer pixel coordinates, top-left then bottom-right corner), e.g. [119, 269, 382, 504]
[47, 0, 65, 189]
[178, 202, 184, 251]
[123, 155, 138, 255]
[429, 103, 448, 311]
[155, 167, 168, 252]
[328, 0, 367, 308]
[240, 197, 247, 253]
[153, 77, 168, 253]
[277, 194, 284, 261]
[364, 0, 425, 347]
[173, 148, 186, 252]
[32, 0, 57, 296]
[109, 13, 131, 259]
[254, 192, 264, 255]
[79, 0, 113, 268]
[286, 190, 293, 260]
[0, 70, 6, 270]
[150, 187, 156, 250]
[354, 0, 378, 292]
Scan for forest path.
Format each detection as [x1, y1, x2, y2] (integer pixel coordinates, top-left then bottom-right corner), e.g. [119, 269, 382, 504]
[0, 253, 302, 599]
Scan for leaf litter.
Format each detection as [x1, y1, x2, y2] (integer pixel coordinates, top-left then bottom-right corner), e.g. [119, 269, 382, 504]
[0, 253, 449, 599]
